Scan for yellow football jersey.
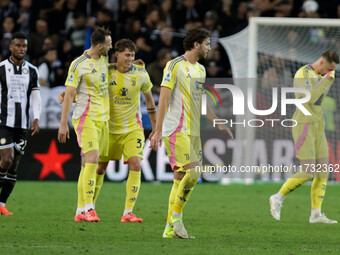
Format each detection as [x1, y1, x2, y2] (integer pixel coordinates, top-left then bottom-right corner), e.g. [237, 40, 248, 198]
[292, 64, 335, 123]
[65, 51, 109, 121]
[161, 55, 206, 137]
[108, 64, 153, 134]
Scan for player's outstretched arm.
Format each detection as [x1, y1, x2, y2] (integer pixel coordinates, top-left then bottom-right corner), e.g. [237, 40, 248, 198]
[204, 104, 233, 139]
[150, 86, 172, 151]
[58, 86, 76, 143]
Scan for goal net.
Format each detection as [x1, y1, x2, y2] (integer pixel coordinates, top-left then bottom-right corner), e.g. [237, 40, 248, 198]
[219, 17, 340, 183]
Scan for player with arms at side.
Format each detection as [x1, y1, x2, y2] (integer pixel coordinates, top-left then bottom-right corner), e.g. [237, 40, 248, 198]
[58, 27, 112, 222]
[94, 39, 156, 223]
[270, 50, 339, 223]
[150, 28, 233, 238]
[0, 33, 41, 215]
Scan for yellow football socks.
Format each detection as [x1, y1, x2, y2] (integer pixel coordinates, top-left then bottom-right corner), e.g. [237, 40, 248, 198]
[77, 166, 85, 208]
[83, 163, 97, 206]
[279, 171, 313, 197]
[311, 176, 328, 210]
[166, 179, 180, 224]
[93, 173, 105, 204]
[173, 171, 199, 216]
[124, 170, 141, 211]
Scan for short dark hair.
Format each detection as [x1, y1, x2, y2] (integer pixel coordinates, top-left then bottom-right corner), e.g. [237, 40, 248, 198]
[11, 32, 28, 42]
[183, 28, 210, 51]
[91, 27, 111, 46]
[115, 39, 137, 53]
[322, 50, 339, 64]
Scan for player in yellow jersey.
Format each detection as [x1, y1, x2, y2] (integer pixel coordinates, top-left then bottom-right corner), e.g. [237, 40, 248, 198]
[150, 28, 233, 238]
[270, 50, 339, 223]
[93, 39, 156, 223]
[58, 27, 112, 222]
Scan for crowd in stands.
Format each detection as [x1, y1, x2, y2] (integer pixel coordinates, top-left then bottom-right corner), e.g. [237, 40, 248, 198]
[0, 0, 339, 90]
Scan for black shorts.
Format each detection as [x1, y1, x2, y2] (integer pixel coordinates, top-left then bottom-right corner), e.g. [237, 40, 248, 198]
[0, 126, 28, 155]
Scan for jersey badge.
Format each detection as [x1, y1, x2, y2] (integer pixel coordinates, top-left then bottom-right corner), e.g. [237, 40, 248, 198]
[164, 72, 171, 82]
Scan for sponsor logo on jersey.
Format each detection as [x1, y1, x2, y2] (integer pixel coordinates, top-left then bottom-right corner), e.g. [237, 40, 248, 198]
[22, 68, 28, 74]
[120, 87, 128, 96]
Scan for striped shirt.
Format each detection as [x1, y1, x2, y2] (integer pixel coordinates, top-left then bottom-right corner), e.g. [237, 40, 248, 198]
[0, 58, 40, 129]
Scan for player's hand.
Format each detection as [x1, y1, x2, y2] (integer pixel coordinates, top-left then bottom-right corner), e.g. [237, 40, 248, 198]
[133, 59, 145, 66]
[148, 130, 155, 140]
[217, 124, 234, 139]
[58, 91, 65, 104]
[58, 124, 70, 143]
[31, 119, 40, 136]
[150, 130, 162, 151]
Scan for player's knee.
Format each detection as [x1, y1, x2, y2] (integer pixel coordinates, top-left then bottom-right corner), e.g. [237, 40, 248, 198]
[129, 158, 141, 171]
[1, 153, 14, 169]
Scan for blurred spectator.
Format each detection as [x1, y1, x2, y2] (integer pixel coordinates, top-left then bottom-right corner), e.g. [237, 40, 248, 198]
[261, 52, 292, 88]
[146, 48, 171, 93]
[119, 0, 145, 29]
[233, 0, 249, 33]
[63, 11, 87, 60]
[159, 0, 175, 27]
[206, 60, 225, 78]
[17, 0, 33, 35]
[123, 18, 143, 42]
[152, 26, 180, 59]
[204, 10, 220, 48]
[135, 7, 160, 63]
[215, 0, 235, 37]
[0, 16, 15, 60]
[38, 48, 64, 88]
[174, 0, 202, 29]
[0, 0, 19, 25]
[28, 18, 49, 65]
[51, 0, 85, 34]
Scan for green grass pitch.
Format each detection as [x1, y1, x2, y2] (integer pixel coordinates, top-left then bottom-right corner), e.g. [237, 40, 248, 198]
[1, 181, 339, 255]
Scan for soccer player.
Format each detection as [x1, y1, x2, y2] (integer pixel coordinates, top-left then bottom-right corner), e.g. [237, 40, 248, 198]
[150, 28, 233, 238]
[58, 27, 112, 222]
[270, 50, 339, 224]
[0, 33, 41, 215]
[94, 39, 156, 223]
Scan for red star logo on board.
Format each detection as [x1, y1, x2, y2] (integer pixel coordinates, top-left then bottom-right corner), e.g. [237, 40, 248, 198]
[33, 140, 73, 180]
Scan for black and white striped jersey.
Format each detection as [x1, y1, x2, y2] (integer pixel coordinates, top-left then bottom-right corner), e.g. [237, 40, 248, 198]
[0, 58, 40, 129]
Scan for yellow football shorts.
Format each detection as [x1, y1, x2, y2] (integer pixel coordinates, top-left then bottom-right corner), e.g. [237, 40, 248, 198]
[99, 128, 145, 163]
[163, 132, 202, 172]
[292, 119, 328, 160]
[72, 118, 109, 157]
